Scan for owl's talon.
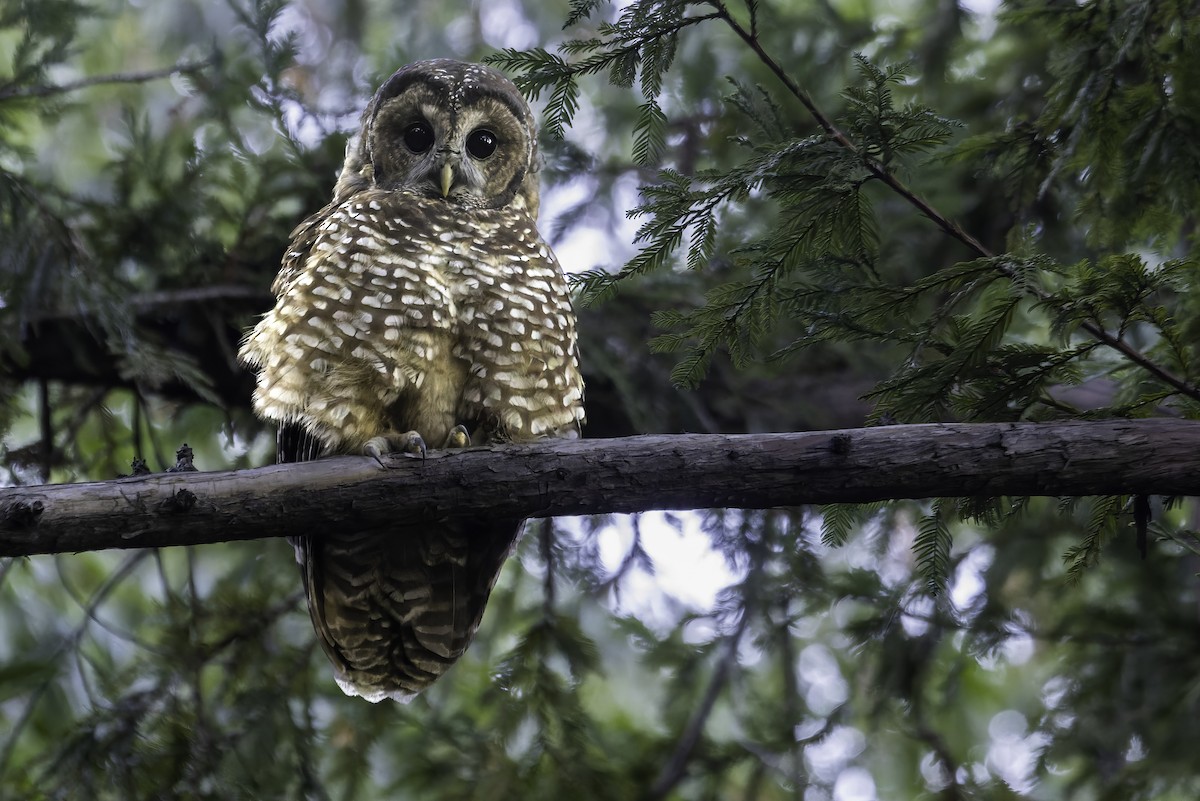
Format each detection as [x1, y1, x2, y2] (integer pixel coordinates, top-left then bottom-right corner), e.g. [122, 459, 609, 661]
[442, 424, 471, 450]
[398, 431, 428, 459]
[364, 431, 427, 467]
[363, 438, 388, 468]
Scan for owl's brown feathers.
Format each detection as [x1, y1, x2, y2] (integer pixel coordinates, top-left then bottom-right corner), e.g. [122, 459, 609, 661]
[238, 59, 584, 702]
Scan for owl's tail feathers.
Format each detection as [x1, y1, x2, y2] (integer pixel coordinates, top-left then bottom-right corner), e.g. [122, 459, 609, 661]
[292, 517, 524, 703]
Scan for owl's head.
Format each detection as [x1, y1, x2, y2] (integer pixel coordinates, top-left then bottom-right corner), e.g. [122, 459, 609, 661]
[338, 59, 541, 214]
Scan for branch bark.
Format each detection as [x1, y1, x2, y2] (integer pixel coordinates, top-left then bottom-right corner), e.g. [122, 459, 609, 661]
[2, 420, 1197, 557]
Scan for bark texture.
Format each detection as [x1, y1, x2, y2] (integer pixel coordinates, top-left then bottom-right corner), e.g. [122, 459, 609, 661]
[1, 420, 1197, 557]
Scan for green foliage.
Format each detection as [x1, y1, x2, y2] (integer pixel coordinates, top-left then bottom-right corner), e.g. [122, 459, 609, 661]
[819, 501, 884, 547]
[499, 0, 1200, 417]
[1062, 494, 1128, 584]
[487, 0, 710, 140]
[581, 55, 958, 389]
[915, 500, 953, 594]
[841, 54, 959, 165]
[1006, 0, 1200, 250]
[0, 547, 319, 801]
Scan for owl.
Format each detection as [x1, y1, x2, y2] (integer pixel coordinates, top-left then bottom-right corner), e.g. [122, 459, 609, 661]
[238, 59, 586, 703]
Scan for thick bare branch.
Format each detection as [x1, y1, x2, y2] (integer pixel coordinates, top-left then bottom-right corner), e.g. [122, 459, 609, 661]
[1, 420, 1197, 557]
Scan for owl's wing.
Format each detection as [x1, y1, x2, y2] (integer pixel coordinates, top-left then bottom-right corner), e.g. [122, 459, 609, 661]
[277, 417, 392, 698]
[271, 197, 339, 469]
[242, 190, 576, 701]
[276, 423, 336, 672]
[269, 202, 334, 298]
[270, 209, 347, 677]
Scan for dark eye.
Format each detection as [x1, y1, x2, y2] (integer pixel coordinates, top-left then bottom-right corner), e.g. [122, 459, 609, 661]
[466, 129, 497, 159]
[403, 122, 435, 153]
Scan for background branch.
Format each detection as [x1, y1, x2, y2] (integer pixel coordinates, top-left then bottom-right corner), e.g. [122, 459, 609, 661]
[2, 419, 1196, 557]
[0, 58, 215, 101]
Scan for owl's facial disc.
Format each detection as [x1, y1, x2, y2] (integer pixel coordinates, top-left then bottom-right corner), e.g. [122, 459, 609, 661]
[369, 81, 532, 209]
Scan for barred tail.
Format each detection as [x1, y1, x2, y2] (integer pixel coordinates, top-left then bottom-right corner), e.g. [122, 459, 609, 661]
[290, 518, 523, 703]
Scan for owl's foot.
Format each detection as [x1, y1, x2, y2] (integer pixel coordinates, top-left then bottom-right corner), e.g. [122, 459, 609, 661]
[442, 424, 471, 449]
[363, 427, 469, 467]
[364, 430, 427, 467]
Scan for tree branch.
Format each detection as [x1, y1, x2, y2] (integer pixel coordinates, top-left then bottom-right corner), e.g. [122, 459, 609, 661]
[649, 609, 750, 799]
[1, 420, 1197, 557]
[0, 58, 215, 101]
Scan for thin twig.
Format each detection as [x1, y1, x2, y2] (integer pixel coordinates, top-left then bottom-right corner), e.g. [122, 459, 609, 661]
[138, 391, 169, 475]
[737, 717, 836, 784]
[913, 720, 966, 799]
[540, 518, 557, 619]
[132, 393, 143, 462]
[0, 551, 150, 781]
[194, 589, 304, 662]
[600, 515, 648, 603]
[0, 558, 14, 595]
[900, 601, 1181, 648]
[185, 547, 211, 770]
[17, 284, 269, 325]
[54, 554, 162, 653]
[776, 598, 804, 800]
[649, 609, 751, 799]
[0, 58, 214, 101]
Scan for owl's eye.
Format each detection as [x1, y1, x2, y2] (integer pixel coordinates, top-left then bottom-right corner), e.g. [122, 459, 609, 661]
[466, 129, 497, 159]
[403, 122, 435, 153]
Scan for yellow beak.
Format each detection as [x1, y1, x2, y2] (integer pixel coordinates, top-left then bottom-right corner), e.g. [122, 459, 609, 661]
[440, 161, 454, 198]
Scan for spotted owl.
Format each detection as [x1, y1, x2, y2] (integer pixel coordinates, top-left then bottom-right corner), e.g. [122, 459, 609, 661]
[238, 59, 585, 703]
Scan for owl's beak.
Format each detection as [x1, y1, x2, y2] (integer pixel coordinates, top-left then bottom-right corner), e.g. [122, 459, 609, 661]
[440, 161, 454, 198]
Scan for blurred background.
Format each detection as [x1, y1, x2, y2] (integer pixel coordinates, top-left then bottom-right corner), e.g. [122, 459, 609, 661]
[2, 1, 1199, 799]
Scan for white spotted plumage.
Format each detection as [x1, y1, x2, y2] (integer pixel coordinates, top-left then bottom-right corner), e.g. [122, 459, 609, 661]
[237, 59, 584, 702]
[241, 189, 584, 455]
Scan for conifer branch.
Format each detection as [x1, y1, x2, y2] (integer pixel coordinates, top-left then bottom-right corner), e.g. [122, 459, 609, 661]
[708, 1, 990, 257]
[1067, 320, 1197, 401]
[708, 0, 1200, 405]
